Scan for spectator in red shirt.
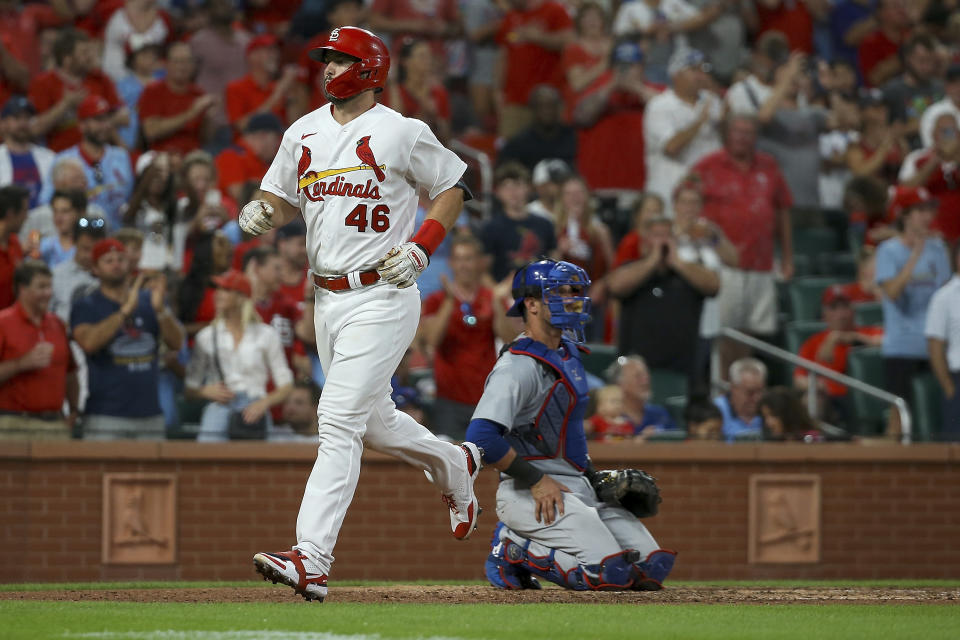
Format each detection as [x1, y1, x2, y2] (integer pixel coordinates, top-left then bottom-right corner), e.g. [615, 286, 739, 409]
[691, 114, 794, 378]
[899, 112, 960, 245]
[754, 0, 816, 55]
[495, 0, 574, 138]
[139, 42, 216, 157]
[0, 184, 27, 309]
[561, 2, 612, 111]
[858, 0, 912, 88]
[225, 34, 299, 139]
[572, 39, 662, 192]
[368, 0, 462, 62]
[177, 229, 232, 338]
[243, 245, 305, 377]
[0, 260, 77, 439]
[275, 220, 309, 305]
[419, 233, 516, 440]
[215, 113, 283, 204]
[612, 191, 665, 268]
[29, 28, 127, 152]
[794, 284, 883, 424]
[385, 39, 452, 143]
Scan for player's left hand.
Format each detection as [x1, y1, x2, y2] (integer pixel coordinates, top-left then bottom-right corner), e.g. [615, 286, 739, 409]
[376, 242, 429, 288]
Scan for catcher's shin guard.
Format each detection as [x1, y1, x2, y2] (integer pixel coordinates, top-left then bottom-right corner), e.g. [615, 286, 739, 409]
[499, 532, 638, 591]
[485, 523, 541, 590]
[631, 549, 677, 591]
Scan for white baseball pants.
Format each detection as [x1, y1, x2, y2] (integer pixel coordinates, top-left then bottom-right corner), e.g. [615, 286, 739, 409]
[294, 283, 466, 574]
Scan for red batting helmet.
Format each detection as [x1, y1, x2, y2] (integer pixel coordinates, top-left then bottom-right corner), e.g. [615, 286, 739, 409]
[308, 26, 390, 99]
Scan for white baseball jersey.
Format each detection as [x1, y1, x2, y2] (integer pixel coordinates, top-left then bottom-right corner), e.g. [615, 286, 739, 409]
[260, 103, 467, 275]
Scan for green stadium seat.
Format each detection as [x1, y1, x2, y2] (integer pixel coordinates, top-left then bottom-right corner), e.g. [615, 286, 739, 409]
[646, 429, 688, 442]
[854, 301, 883, 327]
[846, 347, 887, 436]
[793, 227, 839, 260]
[792, 253, 814, 277]
[581, 343, 619, 380]
[846, 228, 863, 256]
[817, 252, 857, 278]
[785, 320, 827, 354]
[911, 373, 942, 443]
[650, 369, 688, 404]
[787, 276, 847, 322]
[663, 395, 687, 428]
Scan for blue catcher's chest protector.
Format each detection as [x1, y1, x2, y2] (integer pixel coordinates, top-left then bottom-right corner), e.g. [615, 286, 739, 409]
[504, 337, 590, 472]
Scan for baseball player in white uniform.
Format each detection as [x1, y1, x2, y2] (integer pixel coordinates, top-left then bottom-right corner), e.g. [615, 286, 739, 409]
[244, 26, 482, 602]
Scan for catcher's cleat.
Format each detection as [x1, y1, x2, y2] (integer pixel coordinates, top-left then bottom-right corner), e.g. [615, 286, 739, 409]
[485, 524, 541, 590]
[253, 549, 328, 602]
[444, 442, 484, 540]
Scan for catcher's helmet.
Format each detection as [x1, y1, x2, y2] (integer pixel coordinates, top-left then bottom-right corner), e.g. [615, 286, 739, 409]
[507, 259, 592, 342]
[309, 26, 390, 100]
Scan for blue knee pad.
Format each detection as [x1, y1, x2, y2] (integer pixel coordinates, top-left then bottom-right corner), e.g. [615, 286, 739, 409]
[631, 549, 677, 591]
[485, 523, 541, 590]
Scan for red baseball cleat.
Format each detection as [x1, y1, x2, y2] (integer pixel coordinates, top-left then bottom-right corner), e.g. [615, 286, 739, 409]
[253, 549, 328, 602]
[444, 442, 483, 540]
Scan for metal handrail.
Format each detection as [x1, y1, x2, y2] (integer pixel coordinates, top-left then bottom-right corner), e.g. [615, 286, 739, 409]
[720, 328, 912, 444]
[449, 140, 493, 220]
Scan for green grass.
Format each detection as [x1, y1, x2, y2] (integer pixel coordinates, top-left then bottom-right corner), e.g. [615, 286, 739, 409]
[2, 579, 959, 592]
[1, 601, 959, 640]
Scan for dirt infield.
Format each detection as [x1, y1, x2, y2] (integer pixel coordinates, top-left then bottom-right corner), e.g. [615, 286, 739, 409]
[1, 585, 958, 605]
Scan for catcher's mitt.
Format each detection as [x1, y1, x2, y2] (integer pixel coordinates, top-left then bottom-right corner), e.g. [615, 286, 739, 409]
[589, 469, 662, 518]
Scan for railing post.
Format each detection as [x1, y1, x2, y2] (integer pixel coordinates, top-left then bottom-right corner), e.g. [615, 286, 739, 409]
[806, 371, 818, 419]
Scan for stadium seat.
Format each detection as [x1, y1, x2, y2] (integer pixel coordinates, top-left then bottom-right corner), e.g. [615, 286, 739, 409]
[792, 253, 814, 277]
[650, 369, 688, 404]
[854, 302, 883, 327]
[787, 276, 847, 322]
[846, 347, 888, 435]
[663, 395, 687, 428]
[785, 320, 827, 354]
[793, 227, 839, 261]
[817, 252, 857, 278]
[581, 343, 619, 380]
[911, 373, 942, 443]
[646, 429, 688, 442]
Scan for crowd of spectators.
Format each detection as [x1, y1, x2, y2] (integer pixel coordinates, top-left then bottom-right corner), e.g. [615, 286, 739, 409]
[1, 0, 959, 444]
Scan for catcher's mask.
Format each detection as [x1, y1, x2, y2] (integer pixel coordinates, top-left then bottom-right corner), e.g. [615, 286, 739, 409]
[507, 259, 592, 343]
[309, 26, 390, 99]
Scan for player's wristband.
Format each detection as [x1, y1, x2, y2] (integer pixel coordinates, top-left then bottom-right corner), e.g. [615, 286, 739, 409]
[410, 218, 446, 256]
[504, 456, 544, 488]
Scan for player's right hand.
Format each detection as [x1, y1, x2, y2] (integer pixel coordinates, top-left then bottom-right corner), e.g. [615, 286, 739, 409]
[240, 199, 275, 236]
[531, 475, 570, 526]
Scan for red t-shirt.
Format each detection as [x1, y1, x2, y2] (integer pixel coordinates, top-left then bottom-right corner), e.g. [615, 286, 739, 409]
[215, 141, 269, 194]
[138, 80, 206, 155]
[0, 5, 63, 75]
[692, 150, 793, 272]
[370, 0, 459, 57]
[255, 292, 301, 366]
[576, 71, 659, 191]
[422, 287, 498, 405]
[794, 326, 884, 396]
[755, 1, 813, 54]
[28, 70, 122, 152]
[496, 1, 573, 106]
[586, 414, 634, 441]
[905, 151, 960, 243]
[75, 0, 124, 37]
[613, 230, 642, 268]
[277, 271, 308, 305]
[193, 287, 216, 324]
[231, 238, 263, 271]
[225, 75, 286, 134]
[0, 302, 76, 412]
[560, 41, 601, 109]
[0, 235, 23, 310]
[858, 29, 905, 87]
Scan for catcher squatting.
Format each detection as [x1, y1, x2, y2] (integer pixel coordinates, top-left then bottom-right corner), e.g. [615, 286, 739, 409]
[467, 259, 675, 591]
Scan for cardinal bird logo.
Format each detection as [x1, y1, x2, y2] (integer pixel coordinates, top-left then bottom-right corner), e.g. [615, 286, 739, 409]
[298, 146, 312, 179]
[355, 136, 386, 182]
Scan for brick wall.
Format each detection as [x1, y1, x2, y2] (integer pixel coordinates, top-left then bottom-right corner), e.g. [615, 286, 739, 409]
[2, 441, 959, 583]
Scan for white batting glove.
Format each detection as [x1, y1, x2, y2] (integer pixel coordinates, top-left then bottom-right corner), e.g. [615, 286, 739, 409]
[376, 242, 429, 289]
[239, 199, 276, 236]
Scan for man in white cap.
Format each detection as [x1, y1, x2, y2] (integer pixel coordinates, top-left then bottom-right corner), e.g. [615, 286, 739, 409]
[642, 48, 722, 216]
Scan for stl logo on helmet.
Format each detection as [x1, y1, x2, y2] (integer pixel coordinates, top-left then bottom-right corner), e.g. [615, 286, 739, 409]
[297, 136, 387, 203]
[329, 28, 340, 41]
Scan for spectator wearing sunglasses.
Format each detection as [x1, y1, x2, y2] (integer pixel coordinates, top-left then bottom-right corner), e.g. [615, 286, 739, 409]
[419, 233, 518, 441]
